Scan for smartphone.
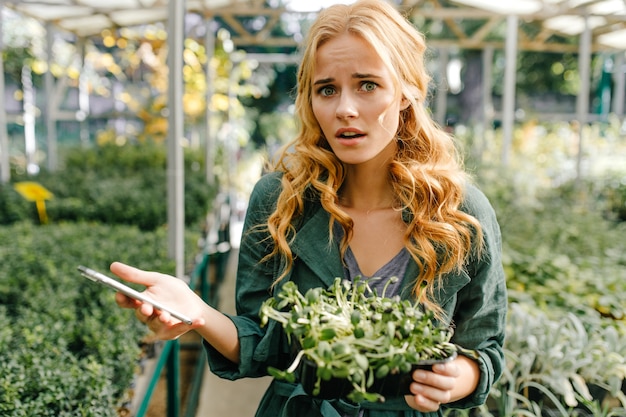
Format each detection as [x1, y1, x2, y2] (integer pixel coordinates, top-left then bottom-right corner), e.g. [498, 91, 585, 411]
[77, 265, 193, 325]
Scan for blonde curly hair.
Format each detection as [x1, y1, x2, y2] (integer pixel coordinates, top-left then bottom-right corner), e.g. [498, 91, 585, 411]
[265, 0, 482, 316]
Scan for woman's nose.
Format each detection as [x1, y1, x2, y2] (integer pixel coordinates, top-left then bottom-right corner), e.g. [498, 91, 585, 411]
[335, 93, 358, 119]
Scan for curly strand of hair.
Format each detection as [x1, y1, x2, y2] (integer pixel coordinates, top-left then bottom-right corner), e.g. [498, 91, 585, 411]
[390, 131, 482, 319]
[303, 144, 355, 261]
[267, 134, 346, 287]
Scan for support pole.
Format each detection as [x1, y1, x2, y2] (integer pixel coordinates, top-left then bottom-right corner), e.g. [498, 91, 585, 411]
[167, 0, 186, 279]
[501, 15, 518, 166]
[45, 23, 57, 171]
[475, 46, 494, 160]
[227, 55, 240, 211]
[613, 52, 625, 119]
[166, 340, 181, 417]
[0, 0, 9, 183]
[22, 65, 37, 175]
[434, 48, 448, 126]
[575, 14, 591, 181]
[77, 38, 90, 145]
[205, 18, 216, 186]
[482, 46, 494, 130]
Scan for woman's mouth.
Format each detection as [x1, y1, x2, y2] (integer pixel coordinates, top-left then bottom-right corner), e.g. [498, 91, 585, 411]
[336, 128, 365, 140]
[339, 131, 364, 138]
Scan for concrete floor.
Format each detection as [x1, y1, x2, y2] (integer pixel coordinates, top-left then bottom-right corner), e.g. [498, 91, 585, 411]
[195, 249, 272, 417]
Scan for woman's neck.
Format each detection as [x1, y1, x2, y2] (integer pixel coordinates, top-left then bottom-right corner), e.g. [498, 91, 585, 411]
[339, 169, 396, 212]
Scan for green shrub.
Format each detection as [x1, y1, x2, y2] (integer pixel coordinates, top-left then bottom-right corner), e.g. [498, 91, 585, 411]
[62, 141, 168, 174]
[506, 302, 626, 398]
[495, 187, 626, 320]
[3, 142, 217, 230]
[602, 173, 626, 222]
[0, 184, 32, 224]
[472, 168, 626, 415]
[0, 221, 179, 416]
[486, 301, 626, 416]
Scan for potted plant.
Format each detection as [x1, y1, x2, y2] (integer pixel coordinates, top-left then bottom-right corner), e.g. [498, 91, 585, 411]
[260, 277, 457, 403]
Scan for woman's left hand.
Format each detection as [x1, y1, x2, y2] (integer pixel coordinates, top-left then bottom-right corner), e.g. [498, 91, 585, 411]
[405, 354, 479, 412]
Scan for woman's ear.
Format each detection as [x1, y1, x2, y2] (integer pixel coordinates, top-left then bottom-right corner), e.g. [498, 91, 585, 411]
[400, 96, 411, 110]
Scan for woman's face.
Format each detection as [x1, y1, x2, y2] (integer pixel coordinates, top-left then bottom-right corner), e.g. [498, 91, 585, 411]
[311, 33, 407, 167]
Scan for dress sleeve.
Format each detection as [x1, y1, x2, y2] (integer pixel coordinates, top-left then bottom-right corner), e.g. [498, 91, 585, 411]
[446, 185, 508, 409]
[205, 173, 292, 379]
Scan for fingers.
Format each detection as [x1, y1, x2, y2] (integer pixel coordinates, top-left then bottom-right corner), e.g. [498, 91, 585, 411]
[110, 261, 205, 341]
[432, 361, 460, 377]
[135, 307, 204, 340]
[110, 261, 160, 286]
[412, 364, 457, 390]
[110, 262, 164, 320]
[405, 393, 441, 412]
[407, 364, 458, 412]
[409, 380, 451, 409]
[115, 292, 141, 309]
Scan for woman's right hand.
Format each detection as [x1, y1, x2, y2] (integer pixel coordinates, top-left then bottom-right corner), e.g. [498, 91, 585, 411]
[110, 262, 207, 340]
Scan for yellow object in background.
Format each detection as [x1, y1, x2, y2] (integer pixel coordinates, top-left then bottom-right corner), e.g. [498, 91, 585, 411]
[13, 182, 54, 224]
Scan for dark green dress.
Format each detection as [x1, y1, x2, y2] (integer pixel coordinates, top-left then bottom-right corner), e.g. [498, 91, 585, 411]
[205, 172, 507, 417]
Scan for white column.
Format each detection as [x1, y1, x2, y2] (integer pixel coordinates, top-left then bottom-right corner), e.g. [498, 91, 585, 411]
[434, 48, 448, 126]
[0, 0, 9, 183]
[474, 46, 494, 160]
[575, 14, 591, 181]
[482, 47, 494, 130]
[45, 22, 57, 171]
[167, 0, 186, 278]
[77, 38, 90, 145]
[205, 18, 217, 185]
[501, 15, 518, 166]
[22, 65, 38, 175]
[227, 54, 240, 210]
[612, 52, 625, 118]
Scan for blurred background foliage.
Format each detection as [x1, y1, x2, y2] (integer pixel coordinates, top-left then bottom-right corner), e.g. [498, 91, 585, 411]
[0, 4, 625, 417]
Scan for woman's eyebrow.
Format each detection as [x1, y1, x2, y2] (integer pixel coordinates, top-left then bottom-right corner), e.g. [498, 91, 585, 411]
[313, 77, 334, 85]
[353, 73, 380, 79]
[314, 73, 381, 85]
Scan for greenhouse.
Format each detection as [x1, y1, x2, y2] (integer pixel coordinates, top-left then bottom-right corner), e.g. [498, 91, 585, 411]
[0, 1, 625, 417]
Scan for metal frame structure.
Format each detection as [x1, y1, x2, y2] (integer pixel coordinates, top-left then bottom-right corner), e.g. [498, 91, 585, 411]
[0, 0, 625, 288]
[0, 0, 624, 274]
[0, 1, 623, 415]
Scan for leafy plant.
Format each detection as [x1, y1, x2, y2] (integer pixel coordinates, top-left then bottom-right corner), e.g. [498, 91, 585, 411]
[3, 142, 217, 230]
[0, 221, 189, 416]
[0, 184, 32, 224]
[260, 277, 457, 403]
[497, 302, 626, 414]
[576, 391, 626, 417]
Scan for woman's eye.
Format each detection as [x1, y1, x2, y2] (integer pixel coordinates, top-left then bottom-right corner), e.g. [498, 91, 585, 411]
[361, 81, 377, 92]
[318, 86, 335, 96]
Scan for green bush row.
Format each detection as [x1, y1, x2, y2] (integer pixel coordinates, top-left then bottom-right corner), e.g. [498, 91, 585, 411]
[497, 301, 626, 408]
[0, 221, 184, 416]
[473, 174, 626, 416]
[0, 142, 217, 230]
[2, 141, 624, 416]
[500, 197, 626, 321]
[603, 174, 626, 222]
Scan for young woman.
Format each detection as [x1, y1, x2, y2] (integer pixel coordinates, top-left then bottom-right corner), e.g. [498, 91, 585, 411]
[112, 0, 507, 415]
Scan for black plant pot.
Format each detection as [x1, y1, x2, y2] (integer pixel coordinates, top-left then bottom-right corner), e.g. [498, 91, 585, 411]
[296, 351, 458, 400]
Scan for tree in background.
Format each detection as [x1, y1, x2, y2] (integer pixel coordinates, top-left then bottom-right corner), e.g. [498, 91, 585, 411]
[411, 5, 598, 126]
[1, 4, 610, 168]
